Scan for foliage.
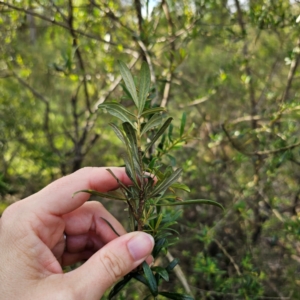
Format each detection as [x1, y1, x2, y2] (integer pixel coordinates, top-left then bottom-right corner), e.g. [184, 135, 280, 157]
[76, 61, 222, 299]
[1, 0, 300, 299]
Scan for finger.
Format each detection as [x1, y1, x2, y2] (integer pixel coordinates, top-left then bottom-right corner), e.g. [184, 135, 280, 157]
[30, 167, 132, 216]
[65, 232, 154, 299]
[62, 250, 95, 266]
[65, 231, 103, 254]
[63, 201, 127, 240]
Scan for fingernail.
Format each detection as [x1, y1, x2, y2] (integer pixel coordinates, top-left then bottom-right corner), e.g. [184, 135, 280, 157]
[127, 233, 154, 261]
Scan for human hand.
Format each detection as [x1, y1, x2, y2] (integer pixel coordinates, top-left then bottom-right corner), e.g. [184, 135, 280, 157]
[0, 167, 154, 300]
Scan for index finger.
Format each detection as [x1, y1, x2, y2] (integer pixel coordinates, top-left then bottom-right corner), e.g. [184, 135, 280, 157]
[31, 167, 132, 216]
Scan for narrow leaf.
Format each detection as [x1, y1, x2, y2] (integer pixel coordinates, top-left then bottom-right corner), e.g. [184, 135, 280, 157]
[73, 189, 126, 201]
[109, 123, 126, 145]
[166, 258, 180, 272]
[158, 292, 194, 300]
[170, 183, 190, 193]
[138, 61, 151, 114]
[141, 114, 163, 136]
[141, 107, 166, 117]
[118, 60, 139, 108]
[142, 261, 158, 296]
[133, 273, 149, 287]
[122, 122, 142, 182]
[155, 199, 224, 210]
[108, 275, 132, 299]
[106, 169, 131, 194]
[180, 112, 187, 137]
[100, 217, 120, 236]
[144, 117, 173, 155]
[98, 103, 136, 127]
[153, 238, 167, 258]
[152, 266, 169, 282]
[109, 124, 138, 186]
[149, 168, 182, 197]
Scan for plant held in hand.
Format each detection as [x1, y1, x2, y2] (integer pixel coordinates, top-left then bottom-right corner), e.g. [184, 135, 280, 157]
[75, 61, 223, 300]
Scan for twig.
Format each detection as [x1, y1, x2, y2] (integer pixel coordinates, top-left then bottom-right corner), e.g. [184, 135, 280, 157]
[281, 36, 300, 103]
[213, 238, 242, 276]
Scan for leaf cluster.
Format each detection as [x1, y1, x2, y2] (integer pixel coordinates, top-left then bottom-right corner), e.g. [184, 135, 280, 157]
[76, 61, 223, 299]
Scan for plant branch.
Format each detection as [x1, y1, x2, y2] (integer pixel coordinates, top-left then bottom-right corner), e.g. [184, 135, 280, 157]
[281, 36, 300, 103]
[160, 0, 175, 108]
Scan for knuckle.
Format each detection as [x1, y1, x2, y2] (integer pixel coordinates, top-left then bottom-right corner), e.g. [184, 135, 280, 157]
[1, 201, 22, 223]
[101, 252, 125, 281]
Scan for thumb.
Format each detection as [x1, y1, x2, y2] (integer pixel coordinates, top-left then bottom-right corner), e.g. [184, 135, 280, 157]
[66, 232, 154, 299]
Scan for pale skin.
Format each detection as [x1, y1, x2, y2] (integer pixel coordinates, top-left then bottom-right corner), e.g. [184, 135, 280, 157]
[0, 167, 154, 299]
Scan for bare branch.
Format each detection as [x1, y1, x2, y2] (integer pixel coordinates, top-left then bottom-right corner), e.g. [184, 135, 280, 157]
[213, 238, 242, 276]
[68, 0, 91, 113]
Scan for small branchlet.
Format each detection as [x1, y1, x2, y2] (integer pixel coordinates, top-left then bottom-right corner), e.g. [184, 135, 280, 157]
[76, 61, 223, 300]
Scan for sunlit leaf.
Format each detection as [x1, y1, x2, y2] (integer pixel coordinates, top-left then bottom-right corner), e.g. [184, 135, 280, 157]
[138, 61, 151, 114]
[170, 183, 190, 193]
[118, 60, 139, 108]
[143, 261, 158, 296]
[98, 102, 136, 127]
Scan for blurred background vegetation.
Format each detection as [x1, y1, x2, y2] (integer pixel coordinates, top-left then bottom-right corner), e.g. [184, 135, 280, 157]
[1, 0, 300, 299]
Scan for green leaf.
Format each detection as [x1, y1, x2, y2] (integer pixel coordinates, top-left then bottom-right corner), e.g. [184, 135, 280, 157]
[122, 122, 142, 182]
[118, 60, 139, 108]
[100, 217, 120, 236]
[144, 117, 173, 155]
[149, 168, 182, 197]
[166, 258, 180, 272]
[142, 261, 158, 296]
[133, 273, 149, 287]
[141, 107, 166, 117]
[152, 266, 169, 282]
[170, 183, 190, 193]
[180, 112, 187, 137]
[73, 189, 126, 201]
[138, 61, 151, 114]
[158, 292, 194, 300]
[155, 199, 224, 210]
[153, 237, 167, 258]
[109, 124, 139, 187]
[141, 114, 163, 136]
[98, 103, 136, 127]
[108, 275, 132, 299]
[106, 169, 131, 194]
[168, 123, 173, 142]
[109, 123, 126, 145]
